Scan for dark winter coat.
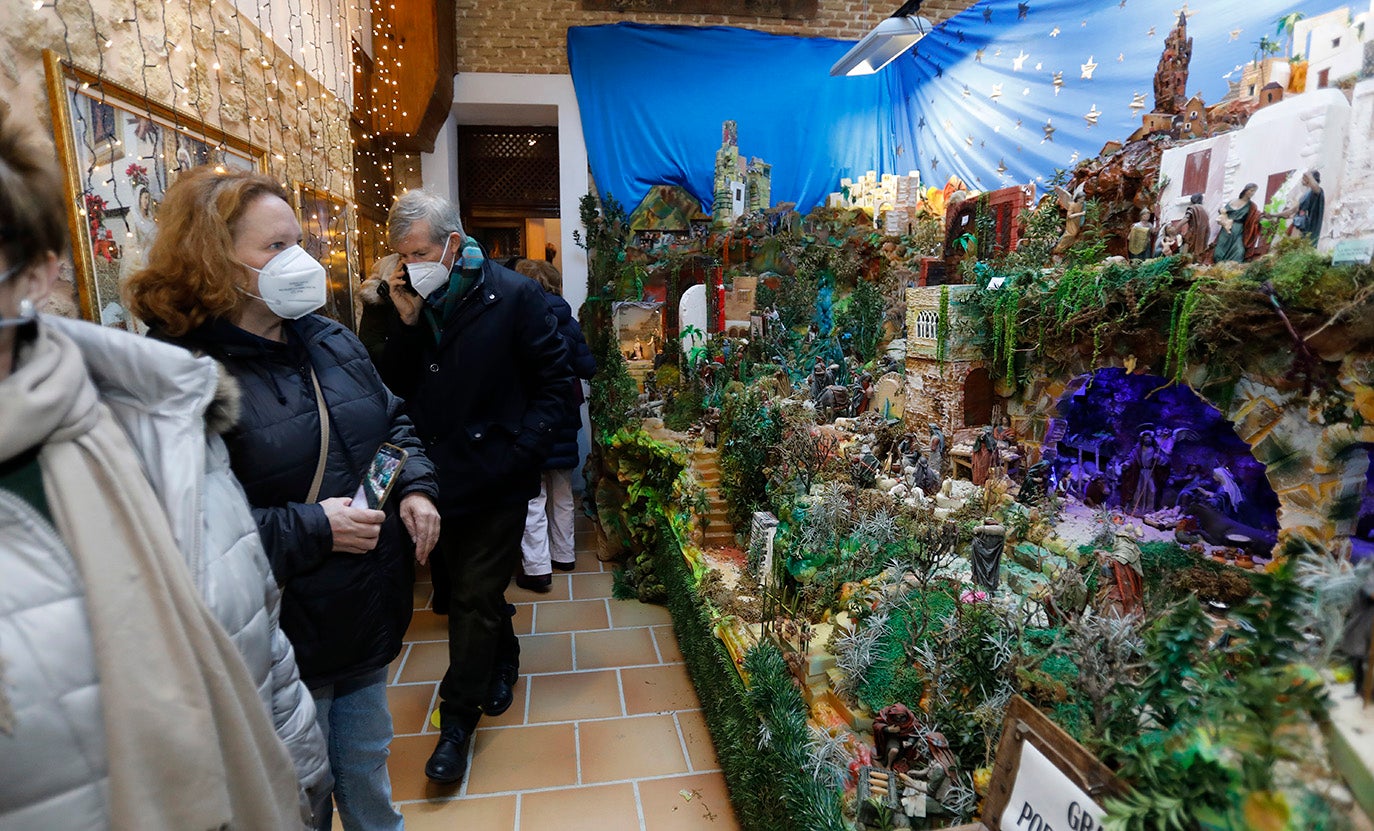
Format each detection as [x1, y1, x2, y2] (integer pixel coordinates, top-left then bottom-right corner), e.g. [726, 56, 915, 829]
[383, 259, 571, 516]
[157, 314, 438, 688]
[543, 291, 597, 471]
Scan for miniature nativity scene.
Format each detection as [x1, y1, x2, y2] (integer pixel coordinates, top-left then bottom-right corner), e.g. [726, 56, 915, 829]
[572, 4, 1374, 831]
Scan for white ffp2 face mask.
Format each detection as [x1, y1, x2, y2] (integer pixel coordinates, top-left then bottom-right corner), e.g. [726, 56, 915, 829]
[403, 235, 454, 300]
[241, 245, 327, 320]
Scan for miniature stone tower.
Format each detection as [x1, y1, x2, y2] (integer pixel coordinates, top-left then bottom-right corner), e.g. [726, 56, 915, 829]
[1153, 12, 1193, 114]
[712, 120, 745, 230]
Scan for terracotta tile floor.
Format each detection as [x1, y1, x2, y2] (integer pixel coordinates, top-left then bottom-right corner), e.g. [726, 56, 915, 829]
[335, 518, 741, 830]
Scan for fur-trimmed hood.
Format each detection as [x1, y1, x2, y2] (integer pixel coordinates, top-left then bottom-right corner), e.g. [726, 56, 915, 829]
[41, 315, 240, 435]
[358, 276, 390, 307]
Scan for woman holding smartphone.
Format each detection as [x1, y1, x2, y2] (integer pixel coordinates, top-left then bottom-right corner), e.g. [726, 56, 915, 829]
[127, 166, 440, 831]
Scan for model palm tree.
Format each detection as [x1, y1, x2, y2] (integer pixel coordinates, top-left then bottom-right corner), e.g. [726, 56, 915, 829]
[1275, 12, 1306, 57]
[1253, 35, 1281, 66]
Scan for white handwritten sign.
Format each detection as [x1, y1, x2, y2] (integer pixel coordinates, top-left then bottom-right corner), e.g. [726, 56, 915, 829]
[1000, 743, 1106, 831]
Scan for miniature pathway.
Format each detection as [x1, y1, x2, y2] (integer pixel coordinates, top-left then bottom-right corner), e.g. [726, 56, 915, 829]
[338, 514, 741, 830]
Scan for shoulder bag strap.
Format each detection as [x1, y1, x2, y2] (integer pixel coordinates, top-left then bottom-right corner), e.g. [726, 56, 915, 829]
[305, 364, 329, 504]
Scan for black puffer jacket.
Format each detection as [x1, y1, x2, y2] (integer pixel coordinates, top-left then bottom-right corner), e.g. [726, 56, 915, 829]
[384, 259, 570, 516]
[543, 291, 597, 471]
[158, 315, 438, 688]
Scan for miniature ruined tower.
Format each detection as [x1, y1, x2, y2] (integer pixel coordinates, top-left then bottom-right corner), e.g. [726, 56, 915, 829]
[712, 120, 746, 229]
[746, 158, 772, 214]
[1153, 12, 1193, 114]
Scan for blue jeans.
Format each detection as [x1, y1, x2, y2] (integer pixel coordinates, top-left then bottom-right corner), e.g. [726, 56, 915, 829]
[312, 668, 404, 831]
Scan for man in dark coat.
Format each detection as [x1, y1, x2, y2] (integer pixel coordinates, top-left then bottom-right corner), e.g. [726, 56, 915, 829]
[383, 191, 571, 786]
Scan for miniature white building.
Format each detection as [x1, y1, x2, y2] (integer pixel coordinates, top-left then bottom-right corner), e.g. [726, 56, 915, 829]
[1293, 3, 1374, 90]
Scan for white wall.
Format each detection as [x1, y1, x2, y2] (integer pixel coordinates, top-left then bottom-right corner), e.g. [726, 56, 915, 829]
[424, 73, 590, 320]
[230, 0, 361, 101]
[1329, 77, 1374, 243]
[1157, 134, 1232, 235]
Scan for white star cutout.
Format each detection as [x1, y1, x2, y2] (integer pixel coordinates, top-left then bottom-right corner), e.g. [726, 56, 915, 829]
[1012, 50, 1030, 71]
[991, 83, 1004, 99]
[1050, 27, 1061, 37]
[1085, 104, 1101, 126]
[1081, 56, 1098, 79]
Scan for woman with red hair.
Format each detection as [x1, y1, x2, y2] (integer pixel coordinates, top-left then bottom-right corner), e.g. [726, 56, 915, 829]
[127, 166, 440, 831]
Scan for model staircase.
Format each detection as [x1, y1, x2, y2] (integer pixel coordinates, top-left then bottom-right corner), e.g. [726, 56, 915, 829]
[691, 446, 737, 548]
[626, 359, 654, 393]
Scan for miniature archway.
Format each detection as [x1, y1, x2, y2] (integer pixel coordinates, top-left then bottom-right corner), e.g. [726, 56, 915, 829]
[1004, 357, 1370, 557]
[963, 367, 994, 427]
[1044, 368, 1281, 537]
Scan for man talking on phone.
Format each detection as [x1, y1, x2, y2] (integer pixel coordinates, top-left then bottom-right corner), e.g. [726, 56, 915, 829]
[383, 190, 571, 787]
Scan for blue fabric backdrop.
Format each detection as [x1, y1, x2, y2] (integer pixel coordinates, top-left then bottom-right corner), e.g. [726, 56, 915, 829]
[567, 1, 1345, 214]
[567, 22, 924, 214]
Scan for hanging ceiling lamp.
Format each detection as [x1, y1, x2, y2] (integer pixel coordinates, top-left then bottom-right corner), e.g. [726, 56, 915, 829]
[830, 0, 934, 77]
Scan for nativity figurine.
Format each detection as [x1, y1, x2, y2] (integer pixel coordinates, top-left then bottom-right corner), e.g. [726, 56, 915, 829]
[1212, 183, 1260, 263]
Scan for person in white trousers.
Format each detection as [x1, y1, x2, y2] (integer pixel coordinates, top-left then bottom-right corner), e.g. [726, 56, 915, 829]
[513, 260, 597, 592]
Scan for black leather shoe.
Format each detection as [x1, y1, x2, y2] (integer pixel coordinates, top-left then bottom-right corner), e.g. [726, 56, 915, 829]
[484, 664, 518, 716]
[552, 560, 576, 572]
[424, 726, 471, 784]
[515, 573, 552, 592]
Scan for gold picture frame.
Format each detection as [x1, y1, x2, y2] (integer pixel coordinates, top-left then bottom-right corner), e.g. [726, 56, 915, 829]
[43, 50, 265, 329]
[295, 183, 356, 331]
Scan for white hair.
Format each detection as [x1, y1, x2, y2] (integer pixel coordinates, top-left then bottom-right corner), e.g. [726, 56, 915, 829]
[387, 189, 464, 249]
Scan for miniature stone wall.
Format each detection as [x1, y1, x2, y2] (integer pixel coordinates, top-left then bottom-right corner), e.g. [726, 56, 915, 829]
[1329, 78, 1374, 243]
[453, 0, 980, 75]
[903, 286, 986, 436]
[4, 1, 354, 318]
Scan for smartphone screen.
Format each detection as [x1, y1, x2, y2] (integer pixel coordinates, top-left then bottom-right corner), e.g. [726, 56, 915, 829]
[353, 443, 409, 509]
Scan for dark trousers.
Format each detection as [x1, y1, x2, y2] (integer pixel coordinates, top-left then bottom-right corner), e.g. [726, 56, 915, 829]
[437, 505, 526, 730]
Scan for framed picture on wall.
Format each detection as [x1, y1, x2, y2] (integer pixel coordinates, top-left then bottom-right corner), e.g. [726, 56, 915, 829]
[295, 183, 356, 332]
[43, 50, 264, 330]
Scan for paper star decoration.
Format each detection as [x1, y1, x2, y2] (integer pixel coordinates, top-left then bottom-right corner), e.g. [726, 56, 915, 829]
[1023, 87, 1031, 95]
[1081, 56, 1098, 79]
[1053, 70, 1065, 95]
[975, 48, 986, 62]
[1069, 150, 1080, 164]
[1018, 2, 1029, 19]
[997, 159, 1009, 175]
[1147, 26, 1157, 37]
[1084, 104, 1101, 126]
[983, 6, 993, 22]
[931, 156, 940, 170]
[1012, 51, 1029, 71]
[990, 83, 1004, 100]
[1230, 28, 1243, 41]
[1130, 92, 1147, 114]
[1042, 119, 1056, 142]
[963, 84, 972, 97]
[966, 135, 975, 147]
[1050, 26, 1061, 37]
[1118, 53, 1125, 62]
[1035, 61, 1043, 71]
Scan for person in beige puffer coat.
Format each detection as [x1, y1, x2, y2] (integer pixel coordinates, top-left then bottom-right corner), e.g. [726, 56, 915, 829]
[0, 102, 328, 830]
